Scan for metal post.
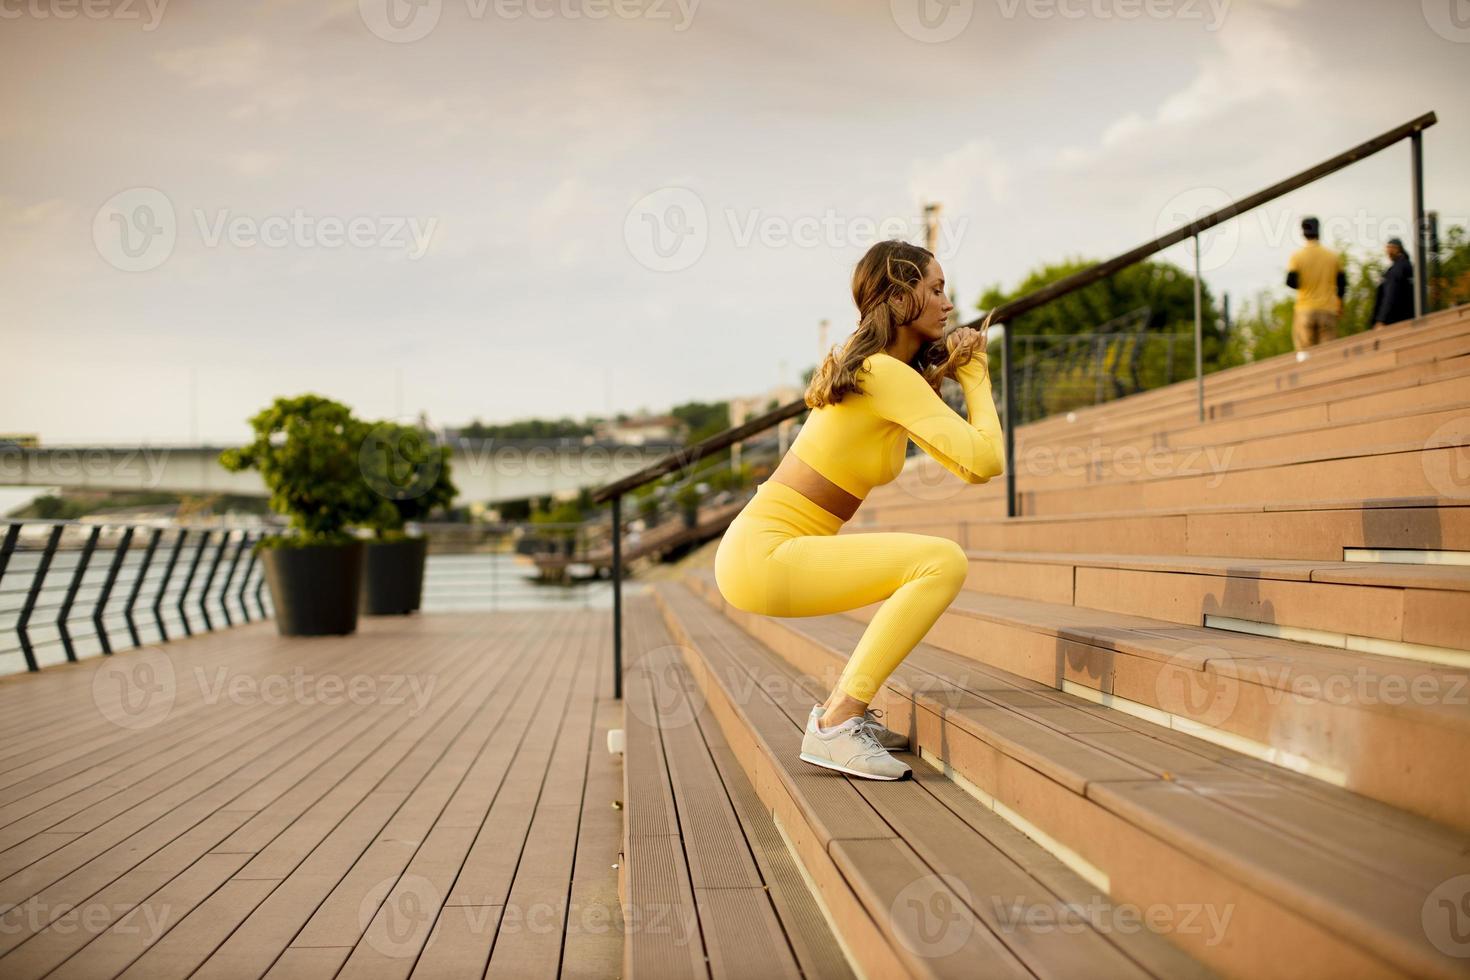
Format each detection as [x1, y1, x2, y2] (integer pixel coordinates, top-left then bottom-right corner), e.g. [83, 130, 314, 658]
[1002, 324, 1017, 518]
[1194, 234, 1205, 423]
[93, 526, 134, 655]
[197, 529, 232, 632]
[176, 529, 210, 637]
[56, 524, 101, 662]
[17, 524, 63, 671]
[152, 528, 187, 642]
[238, 536, 261, 623]
[123, 527, 162, 647]
[217, 531, 250, 627]
[1411, 131, 1427, 318]
[612, 493, 623, 700]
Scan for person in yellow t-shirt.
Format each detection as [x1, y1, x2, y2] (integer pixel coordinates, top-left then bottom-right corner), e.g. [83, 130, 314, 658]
[1286, 216, 1346, 351]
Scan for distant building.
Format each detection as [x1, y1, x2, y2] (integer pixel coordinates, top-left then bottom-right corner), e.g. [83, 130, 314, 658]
[595, 414, 685, 445]
[0, 433, 40, 448]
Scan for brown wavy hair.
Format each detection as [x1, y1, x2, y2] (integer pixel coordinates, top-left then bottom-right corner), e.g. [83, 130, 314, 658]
[804, 239, 992, 408]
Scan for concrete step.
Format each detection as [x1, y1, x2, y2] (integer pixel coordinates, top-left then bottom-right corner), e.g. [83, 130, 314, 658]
[678, 570, 1470, 980]
[651, 581, 1217, 980]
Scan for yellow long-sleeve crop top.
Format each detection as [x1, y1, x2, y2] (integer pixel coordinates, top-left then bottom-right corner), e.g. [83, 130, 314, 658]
[787, 351, 1006, 500]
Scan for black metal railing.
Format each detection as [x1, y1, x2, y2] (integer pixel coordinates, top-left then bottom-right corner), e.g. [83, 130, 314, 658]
[0, 519, 273, 674]
[590, 110, 1439, 699]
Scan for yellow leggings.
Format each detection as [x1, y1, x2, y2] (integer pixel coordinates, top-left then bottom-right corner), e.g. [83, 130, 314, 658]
[713, 479, 970, 704]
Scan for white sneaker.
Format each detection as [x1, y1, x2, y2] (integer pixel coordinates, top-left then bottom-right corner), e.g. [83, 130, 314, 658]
[800, 708, 911, 780]
[807, 704, 909, 751]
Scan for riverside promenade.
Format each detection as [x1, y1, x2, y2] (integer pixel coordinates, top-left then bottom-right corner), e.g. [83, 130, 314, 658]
[0, 606, 628, 979]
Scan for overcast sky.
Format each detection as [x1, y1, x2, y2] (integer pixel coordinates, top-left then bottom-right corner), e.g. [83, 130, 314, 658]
[2, 0, 1467, 445]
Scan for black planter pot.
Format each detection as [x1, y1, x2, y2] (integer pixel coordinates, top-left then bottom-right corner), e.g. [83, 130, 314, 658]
[360, 535, 428, 615]
[261, 539, 364, 636]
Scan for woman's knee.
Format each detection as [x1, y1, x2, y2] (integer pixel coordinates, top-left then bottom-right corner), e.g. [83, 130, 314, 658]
[929, 538, 970, 592]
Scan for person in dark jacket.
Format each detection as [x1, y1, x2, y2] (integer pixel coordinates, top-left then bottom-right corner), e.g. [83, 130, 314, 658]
[1373, 237, 1416, 328]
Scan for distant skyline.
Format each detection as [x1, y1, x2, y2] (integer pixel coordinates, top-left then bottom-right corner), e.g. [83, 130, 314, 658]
[3, 0, 1468, 444]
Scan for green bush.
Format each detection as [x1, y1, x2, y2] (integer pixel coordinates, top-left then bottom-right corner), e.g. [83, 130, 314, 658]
[356, 419, 458, 540]
[219, 394, 379, 550]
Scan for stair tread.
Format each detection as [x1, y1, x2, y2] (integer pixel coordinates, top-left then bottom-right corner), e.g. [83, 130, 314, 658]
[680, 571, 1470, 979]
[655, 580, 1214, 979]
[622, 594, 843, 979]
[959, 548, 1470, 591]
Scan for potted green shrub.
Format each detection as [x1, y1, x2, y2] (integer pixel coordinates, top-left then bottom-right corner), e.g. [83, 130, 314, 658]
[219, 395, 377, 636]
[356, 420, 457, 615]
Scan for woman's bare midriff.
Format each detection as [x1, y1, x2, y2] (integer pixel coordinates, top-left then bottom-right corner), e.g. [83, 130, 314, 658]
[767, 452, 862, 523]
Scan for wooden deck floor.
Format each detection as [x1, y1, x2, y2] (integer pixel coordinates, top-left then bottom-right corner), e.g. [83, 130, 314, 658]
[0, 608, 624, 980]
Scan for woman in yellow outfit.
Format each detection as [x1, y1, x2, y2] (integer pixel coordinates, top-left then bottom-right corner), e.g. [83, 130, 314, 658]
[714, 239, 1005, 780]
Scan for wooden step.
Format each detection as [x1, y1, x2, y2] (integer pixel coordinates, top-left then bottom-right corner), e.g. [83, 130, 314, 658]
[950, 549, 1470, 662]
[1012, 403, 1470, 494]
[858, 499, 1470, 564]
[680, 570, 1470, 979]
[682, 567, 1470, 830]
[621, 593, 851, 979]
[650, 581, 1217, 980]
[1016, 305, 1470, 443]
[1026, 353, 1470, 455]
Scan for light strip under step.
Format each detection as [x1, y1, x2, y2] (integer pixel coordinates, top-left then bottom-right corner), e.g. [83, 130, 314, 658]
[1343, 547, 1470, 566]
[1060, 680, 1349, 787]
[1205, 613, 1470, 670]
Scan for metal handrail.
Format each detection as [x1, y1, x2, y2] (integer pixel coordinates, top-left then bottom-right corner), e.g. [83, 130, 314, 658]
[589, 110, 1438, 699]
[0, 517, 274, 672]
